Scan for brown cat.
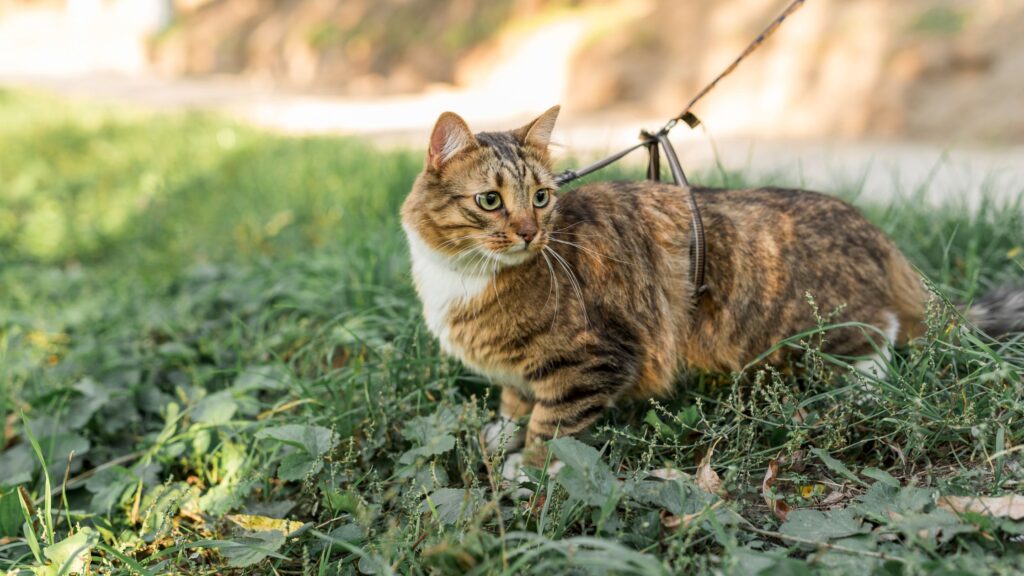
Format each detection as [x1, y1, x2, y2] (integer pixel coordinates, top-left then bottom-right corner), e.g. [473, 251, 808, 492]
[401, 106, 1020, 478]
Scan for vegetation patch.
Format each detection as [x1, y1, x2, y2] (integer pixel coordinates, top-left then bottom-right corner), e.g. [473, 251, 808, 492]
[1, 90, 1023, 574]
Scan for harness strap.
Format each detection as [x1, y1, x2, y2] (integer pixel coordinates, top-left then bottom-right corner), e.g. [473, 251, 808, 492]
[653, 131, 706, 295]
[549, 0, 806, 302]
[556, 129, 708, 300]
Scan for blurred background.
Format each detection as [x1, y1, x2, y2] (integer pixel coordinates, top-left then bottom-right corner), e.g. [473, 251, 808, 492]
[1, 0, 1023, 202]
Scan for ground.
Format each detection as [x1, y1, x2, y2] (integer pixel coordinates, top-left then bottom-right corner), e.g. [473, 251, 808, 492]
[1, 89, 1023, 574]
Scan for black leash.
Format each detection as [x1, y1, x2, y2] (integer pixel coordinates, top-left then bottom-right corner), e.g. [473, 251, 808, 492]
[553, 0, 806, 300]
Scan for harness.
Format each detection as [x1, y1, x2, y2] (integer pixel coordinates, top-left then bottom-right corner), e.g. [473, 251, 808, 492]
[553, 0, 805, 301]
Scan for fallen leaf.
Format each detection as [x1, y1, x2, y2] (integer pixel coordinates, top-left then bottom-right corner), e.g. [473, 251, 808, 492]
[227, 514, 307, 537]
[937, 494, 1024, 520]
[762, 457, 791, 521]
[820, 490, 849, 507]
[41, 527, 99, 575]
[3, 414, 16, 448]
[660, 508, 682, 530]
[695, 440, 725, 497]
[649, 468, 688, 481]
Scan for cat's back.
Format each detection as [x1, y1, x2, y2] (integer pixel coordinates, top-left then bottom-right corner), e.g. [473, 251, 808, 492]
[555, 182, 885, 250]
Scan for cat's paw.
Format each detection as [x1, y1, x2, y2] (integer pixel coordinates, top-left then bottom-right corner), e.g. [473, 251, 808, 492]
[482, 416, 525, 453]
[500, 452, 564, 500]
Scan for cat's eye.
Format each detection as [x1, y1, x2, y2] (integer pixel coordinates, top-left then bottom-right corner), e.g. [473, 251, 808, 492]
[533, 188, 551, 208]
[475, 191, 503, 211]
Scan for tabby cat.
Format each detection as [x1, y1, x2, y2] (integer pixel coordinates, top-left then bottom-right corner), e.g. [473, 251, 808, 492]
[401, 106, 1023, 479]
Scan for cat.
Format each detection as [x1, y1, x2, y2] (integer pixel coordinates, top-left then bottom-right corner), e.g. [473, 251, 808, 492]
[401, 105, 1024, 479]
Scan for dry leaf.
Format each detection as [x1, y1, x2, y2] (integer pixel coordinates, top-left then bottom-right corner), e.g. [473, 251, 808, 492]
[820, 490, 849, 507]
[660, 509, 682, 530]
[696, 440, 725, 497]
[937, 494, 1024, 520]
[649, 468, 688, 481]
[227, 514, 307, 536]
[3, 413, 16, 448]
[762, 457, 791, 521]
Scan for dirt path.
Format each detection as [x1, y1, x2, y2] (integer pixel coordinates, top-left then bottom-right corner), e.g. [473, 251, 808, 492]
[3, 71, 1022, 210]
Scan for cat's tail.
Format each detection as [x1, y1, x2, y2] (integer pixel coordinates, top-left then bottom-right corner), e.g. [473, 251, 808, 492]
[965, 285, 1024, 337]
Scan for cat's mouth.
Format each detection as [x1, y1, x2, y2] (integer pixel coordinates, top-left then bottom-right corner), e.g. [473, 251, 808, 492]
[494, 238, 547, 265]
[494, 249, 535, 266]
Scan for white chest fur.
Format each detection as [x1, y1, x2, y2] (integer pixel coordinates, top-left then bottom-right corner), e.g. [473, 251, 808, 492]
[403, 225, 531, 391]
[404, 224, 489, 355]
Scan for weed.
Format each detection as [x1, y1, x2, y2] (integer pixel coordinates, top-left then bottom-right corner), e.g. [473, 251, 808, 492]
[1, 89, 1023, 574]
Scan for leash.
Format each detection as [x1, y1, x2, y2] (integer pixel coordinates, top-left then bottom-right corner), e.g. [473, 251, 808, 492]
[554, 0, 806, 299]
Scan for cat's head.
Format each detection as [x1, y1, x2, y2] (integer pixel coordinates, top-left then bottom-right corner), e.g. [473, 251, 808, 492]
[402, 106, 561, 269]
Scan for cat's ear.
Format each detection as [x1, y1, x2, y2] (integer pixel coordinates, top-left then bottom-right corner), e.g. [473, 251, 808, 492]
[428, 112, 475, 171]
[516, 105, 560, 149]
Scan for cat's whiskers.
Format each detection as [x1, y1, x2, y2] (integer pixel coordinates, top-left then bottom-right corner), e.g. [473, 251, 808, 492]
[548, 219, 595, 235]
[437, 232, 492, 251]
[545, 246, 589, 329]
[547, 235, 632, 266]
[540, 249, 561, 330]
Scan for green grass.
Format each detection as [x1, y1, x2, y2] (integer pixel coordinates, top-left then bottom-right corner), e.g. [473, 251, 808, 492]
[1, 88, 1023, 575]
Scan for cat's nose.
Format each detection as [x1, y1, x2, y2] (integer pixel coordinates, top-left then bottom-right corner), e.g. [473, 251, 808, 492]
[517, 230, 536, 244]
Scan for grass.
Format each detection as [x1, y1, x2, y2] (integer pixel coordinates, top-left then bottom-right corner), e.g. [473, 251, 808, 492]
[1, 88, 1023, 574]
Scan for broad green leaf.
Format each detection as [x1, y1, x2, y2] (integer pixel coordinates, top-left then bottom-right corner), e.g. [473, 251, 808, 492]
[156, 341, 197, 361]
[398, 434, 456, 465]
[852, 482, 899, 520]
[257, 424, 337, 457]
[891, 508, 974, 546]
[861, 467, 900, 487]
[0, 487, 22, 537]
[628, 479, 715, 517]
[0, 444, 34, 486]
[549, 437, 620, 506]
[759, 557, 815, 576]
[895, 486, 936, 514]
[39, 433, 91, 483]
[327, 523, 364, 545]
[679, 404, 700, 429]
[728, 547, 785, 576]
[198, 480, 257, 517]
[401, 406, 461, 445]
[84, 466, 137, 513]
[810, 448, 867, 487]
[65, 378, 109, 431]
[277, 451, 322, 482]
[549, 436, 602, 472]
[779, 509, 868, 543]
[232, 365, 289, 392]
[38, 527, 99, 576]
[202, 531, 288, 568]
[815, 536, 881, 575]
[644, 410, 674, 438]
[192, 391, 237, 425]
[422, 488, 483, 525]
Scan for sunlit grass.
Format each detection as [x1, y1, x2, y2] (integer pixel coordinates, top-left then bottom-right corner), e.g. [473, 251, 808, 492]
[1, 89, 1023, 574]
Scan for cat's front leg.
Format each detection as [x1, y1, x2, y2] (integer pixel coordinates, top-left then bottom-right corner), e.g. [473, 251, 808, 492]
[498, 375, 616, 488]
[520, 355, 629, 469]
[482, 387, 533, 453]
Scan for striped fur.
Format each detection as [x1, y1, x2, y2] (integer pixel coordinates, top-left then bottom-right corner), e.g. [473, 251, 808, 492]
[402, 108, 930, 466]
